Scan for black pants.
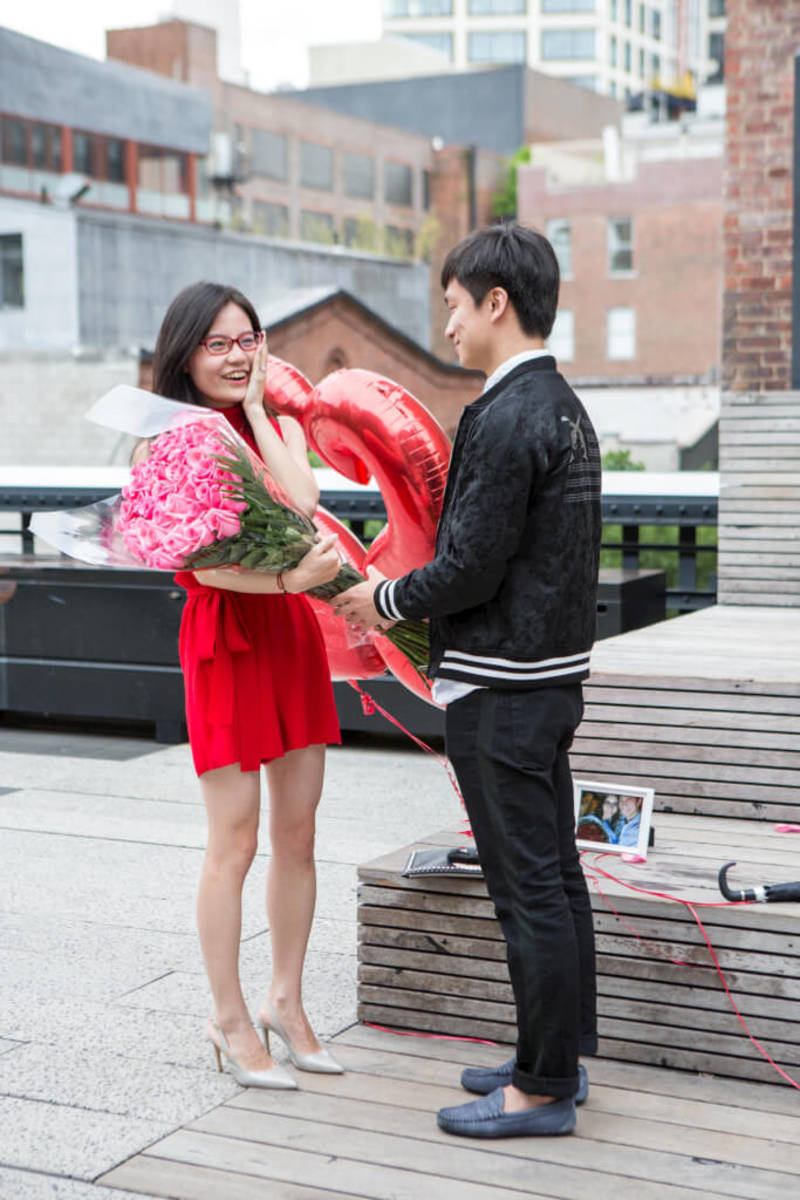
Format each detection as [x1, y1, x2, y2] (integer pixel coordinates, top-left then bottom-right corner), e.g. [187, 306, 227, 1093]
[446, 684, 597, 1098]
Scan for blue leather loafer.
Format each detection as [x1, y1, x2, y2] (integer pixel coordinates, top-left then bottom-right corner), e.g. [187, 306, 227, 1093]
[437, 1087, 576, 1139]
[461, 1059, 589, 1105]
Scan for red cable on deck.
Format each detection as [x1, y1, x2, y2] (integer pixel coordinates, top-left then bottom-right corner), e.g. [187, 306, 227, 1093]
[582, 851, 800, 1091]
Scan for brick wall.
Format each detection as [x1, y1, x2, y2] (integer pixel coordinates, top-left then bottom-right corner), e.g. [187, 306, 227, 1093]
[519, 157, 723, 383]
[106, 22, 219, 93]
[722, 0, 800, 391]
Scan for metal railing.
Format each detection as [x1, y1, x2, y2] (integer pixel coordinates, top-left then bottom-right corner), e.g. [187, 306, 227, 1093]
[0, 470, 719, 611]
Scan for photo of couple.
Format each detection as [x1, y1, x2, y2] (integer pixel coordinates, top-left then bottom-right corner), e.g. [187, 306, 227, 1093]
[574, 783, 654, 856]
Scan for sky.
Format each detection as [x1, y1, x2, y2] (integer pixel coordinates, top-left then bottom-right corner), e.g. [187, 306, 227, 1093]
[0, 0, 383, 92]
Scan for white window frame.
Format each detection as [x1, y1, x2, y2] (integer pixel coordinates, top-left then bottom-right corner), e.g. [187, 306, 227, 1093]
[546, 218, 572, 278]
[607, 307, 636, 360]
[548, 309, 575, 362]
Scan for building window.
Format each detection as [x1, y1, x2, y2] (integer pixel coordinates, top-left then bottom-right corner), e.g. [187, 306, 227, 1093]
[609, 35, 617, 67]
[343, 153, 374, 200]
[608, 216, 633, 273]
[31, 124, 62, 172]
[385, 0, 453, 14]
[385, 161, 413, 206]
[250, 130, 288, 181]
[708, 32, 725, 82]
[1, 118, 27, 166]
[709, 0, 725, 14]
[398, 32, 454, 58]
[106, 139, 125, 183]
[469, 0, 526, 12]
[137, 146, 190, 218]
[652, 52, 661, 79]
[546, 218, 572, 277]
[343, 217, 380, 251]
[639, 2, 646, 32]
[610, 0, 617, 18]
[652, 8, 661, 38]
[0, 233, 24, 308]
[638, 47, 645, 76]
[252, 201, 289, 237]
[300, 210, 335, 243]
[542, 29, 596, 60]
[624, 0, 632, 25]
[541, 0, 594, 11]
[468, 31, 527, 63]
[422, 168, 431, 210]
[300, 142, 333, 190]
[624, 41, 631, 72]
[548, 310, 574, 361]
[607, 307, 635, 359]
[73, 131, 96, 177]
[385, 226, 415, 258]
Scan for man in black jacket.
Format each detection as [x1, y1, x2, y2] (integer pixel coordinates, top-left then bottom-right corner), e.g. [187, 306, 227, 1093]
[334, 222, 601, 1138]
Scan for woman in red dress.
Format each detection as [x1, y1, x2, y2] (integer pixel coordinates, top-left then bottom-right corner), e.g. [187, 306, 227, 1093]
[151, 282, 343, 1087]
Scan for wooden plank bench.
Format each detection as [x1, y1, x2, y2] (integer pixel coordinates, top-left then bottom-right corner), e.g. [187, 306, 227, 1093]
[357, 605, 800, 1086]
[357, 818, 800, 1085]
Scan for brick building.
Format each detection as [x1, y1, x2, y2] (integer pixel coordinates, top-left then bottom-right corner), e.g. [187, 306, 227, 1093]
[721, 0, 799, 392]
[0, 26, 210, 224]
[517, 122, 723, 385]
[260, 288, 483, 438]
[106, 19, 510, 358]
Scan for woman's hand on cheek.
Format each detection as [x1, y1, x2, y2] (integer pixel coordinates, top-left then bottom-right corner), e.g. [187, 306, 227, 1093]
[243, 336, 268, 420]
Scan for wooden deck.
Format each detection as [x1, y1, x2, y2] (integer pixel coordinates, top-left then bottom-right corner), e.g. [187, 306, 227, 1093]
[100, 1022, 800, 1200]
[357, 817, 800, 1085]
[573, 604, 800, 821]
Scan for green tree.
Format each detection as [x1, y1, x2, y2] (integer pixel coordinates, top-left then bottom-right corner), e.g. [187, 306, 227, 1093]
[491, 145, 532, 220]
[602, 448, 645, 472]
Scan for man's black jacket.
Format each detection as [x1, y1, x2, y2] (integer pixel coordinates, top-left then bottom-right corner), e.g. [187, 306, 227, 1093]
[374, 355, 602, 689]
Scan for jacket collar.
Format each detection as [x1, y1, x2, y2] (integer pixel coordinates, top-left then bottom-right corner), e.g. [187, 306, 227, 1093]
[468, 354, 557, 412]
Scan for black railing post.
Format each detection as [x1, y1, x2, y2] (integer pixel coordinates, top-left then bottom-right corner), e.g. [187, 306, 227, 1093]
[622, 524, 640, 570]
[678, 524, 698, 594]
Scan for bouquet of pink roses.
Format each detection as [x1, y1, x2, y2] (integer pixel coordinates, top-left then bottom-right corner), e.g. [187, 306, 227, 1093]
[117, 418, 247, 570]
[116, 410, 430, 671]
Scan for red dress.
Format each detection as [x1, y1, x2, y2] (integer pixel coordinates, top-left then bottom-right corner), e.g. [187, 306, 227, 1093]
[175, 405, 341, 775]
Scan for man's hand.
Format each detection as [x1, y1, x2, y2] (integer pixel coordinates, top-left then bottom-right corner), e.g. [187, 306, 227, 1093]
[332, 566, 393, 631]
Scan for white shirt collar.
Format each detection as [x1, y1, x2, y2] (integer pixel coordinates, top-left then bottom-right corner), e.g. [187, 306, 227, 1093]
[482, 348, 552, 395]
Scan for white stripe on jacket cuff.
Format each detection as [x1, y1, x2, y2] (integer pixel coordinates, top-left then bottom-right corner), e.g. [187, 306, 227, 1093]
[374, 579, 404, 621]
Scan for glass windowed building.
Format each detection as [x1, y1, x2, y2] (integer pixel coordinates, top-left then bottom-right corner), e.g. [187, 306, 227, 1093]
[383, 0, 725, 98]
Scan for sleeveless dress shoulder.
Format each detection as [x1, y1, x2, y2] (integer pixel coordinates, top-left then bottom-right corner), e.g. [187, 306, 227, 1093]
[174, 405, 341, 775]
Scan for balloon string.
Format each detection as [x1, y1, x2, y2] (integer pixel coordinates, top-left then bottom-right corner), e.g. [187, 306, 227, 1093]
[346, 680, 471, 836]
[582, 852, 800, 1090]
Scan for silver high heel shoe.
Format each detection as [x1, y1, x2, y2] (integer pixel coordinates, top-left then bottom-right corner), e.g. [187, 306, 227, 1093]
[256, 1001, 344, 1075]
[206, 1018, 297, 1089]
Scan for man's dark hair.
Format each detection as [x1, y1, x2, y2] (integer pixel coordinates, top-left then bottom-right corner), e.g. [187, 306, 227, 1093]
[152, 281, 261, 406]
[440, 222, 560, 339]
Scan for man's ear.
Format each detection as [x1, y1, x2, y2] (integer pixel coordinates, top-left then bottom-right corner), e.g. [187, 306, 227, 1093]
[487, 287, 510, 322]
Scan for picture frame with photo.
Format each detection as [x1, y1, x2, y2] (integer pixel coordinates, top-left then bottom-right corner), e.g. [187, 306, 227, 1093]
[573, 780, 655, 859]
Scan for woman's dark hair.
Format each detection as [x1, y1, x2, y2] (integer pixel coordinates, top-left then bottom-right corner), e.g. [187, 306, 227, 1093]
[440, 222, 560, 339]
[152, 281, 262, 405]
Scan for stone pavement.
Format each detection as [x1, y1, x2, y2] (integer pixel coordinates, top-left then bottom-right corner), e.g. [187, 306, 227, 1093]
[0, 723, 458, 1198]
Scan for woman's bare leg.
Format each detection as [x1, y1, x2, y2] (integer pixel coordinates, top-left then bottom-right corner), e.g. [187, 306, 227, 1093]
[197, 762, 275, 1069]
[264, 743, 326, 1053]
